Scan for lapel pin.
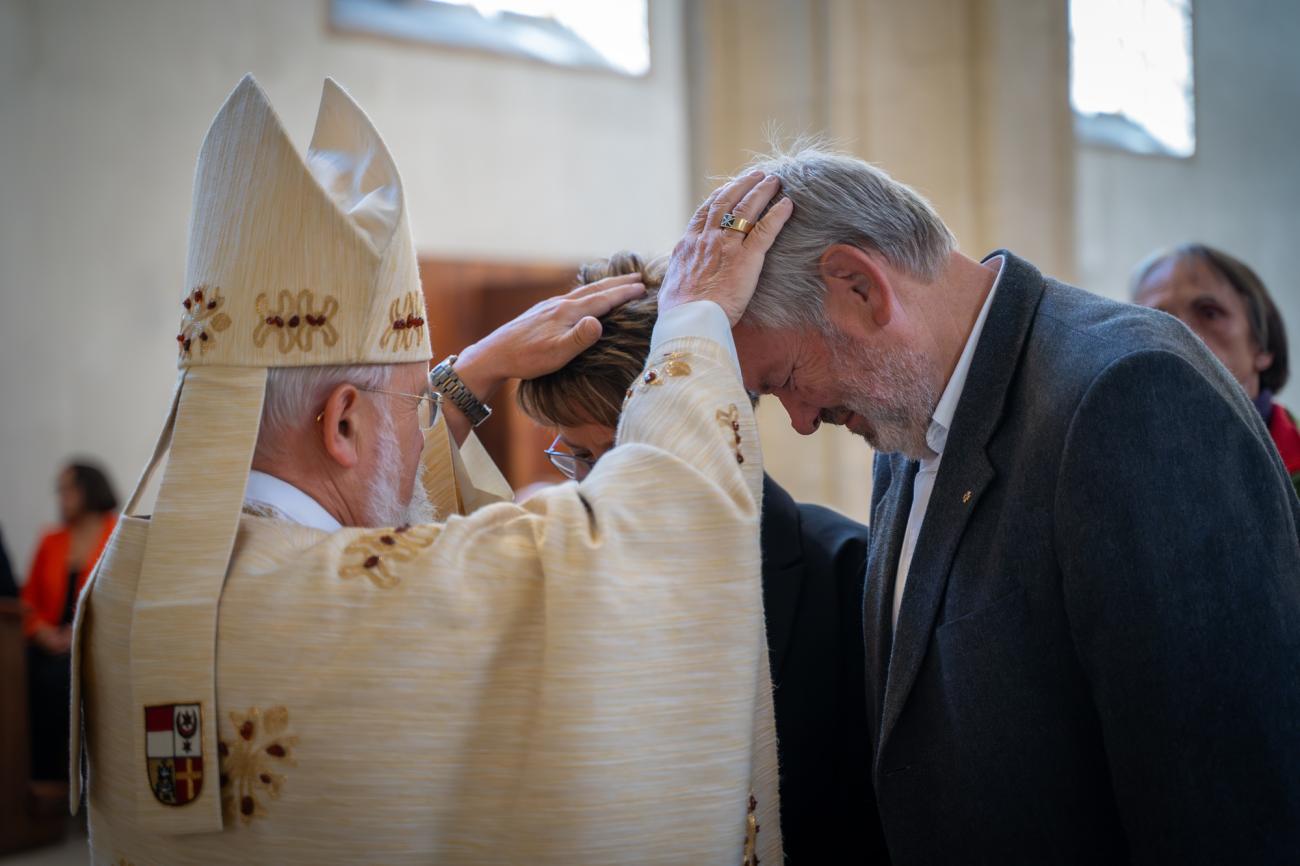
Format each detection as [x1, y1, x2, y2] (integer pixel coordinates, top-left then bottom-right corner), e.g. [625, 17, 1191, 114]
[962, 490, 972, 504]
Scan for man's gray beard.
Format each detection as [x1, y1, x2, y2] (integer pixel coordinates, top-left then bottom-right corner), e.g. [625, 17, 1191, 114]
[829, 328, 939, 461]
[365, 411, 438, 528]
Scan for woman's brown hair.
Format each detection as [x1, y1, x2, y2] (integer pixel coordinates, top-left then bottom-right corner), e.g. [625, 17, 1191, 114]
[517, 251, 665, 429]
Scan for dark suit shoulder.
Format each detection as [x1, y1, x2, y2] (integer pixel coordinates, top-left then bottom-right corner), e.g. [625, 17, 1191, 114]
[797, 502, 870, 572]
[1031, 280, 1221, 387]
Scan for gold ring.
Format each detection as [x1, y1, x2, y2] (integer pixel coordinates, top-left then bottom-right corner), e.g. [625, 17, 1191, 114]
[720, 213, 754, 235]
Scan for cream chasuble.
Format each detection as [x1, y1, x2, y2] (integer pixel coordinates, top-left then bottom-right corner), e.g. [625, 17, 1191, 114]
[69, 74, 780, 866]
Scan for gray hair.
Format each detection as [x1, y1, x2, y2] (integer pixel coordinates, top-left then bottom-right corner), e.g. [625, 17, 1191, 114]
[740, 144, 956, 332]
[257, 364, 393, 451]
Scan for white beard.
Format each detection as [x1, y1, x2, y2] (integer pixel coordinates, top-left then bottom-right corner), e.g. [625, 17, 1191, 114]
[830, 327, 939, 461]
[365, 412, 438, 528]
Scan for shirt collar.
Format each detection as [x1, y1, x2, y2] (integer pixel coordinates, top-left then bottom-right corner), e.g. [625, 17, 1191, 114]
[924, 255, 1005, 460]
[245, 470, 342, 532]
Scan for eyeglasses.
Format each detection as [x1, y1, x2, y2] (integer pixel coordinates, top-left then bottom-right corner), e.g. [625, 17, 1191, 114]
[544, 435, 597, 481]
[360, 387, 442, 430]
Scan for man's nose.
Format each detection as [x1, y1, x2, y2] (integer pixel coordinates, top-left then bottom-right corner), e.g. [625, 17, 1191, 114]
[777, 392, 822, 436]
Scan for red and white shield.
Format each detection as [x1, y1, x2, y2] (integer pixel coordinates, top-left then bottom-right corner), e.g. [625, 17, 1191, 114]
[144, 703, 204, 806]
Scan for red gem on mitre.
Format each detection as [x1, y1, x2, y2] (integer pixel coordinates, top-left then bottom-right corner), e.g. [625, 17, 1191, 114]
[288, 315, 300, 328]
[393, 319, 406, 330]
[182, 298, 192, 310]
[193, 289, 203, 302]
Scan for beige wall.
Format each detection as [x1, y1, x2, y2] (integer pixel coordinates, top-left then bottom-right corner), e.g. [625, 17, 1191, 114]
[0, 0, 691, 570]
[1075, 0, 1300, 403]
[687, 0, 1073, 521]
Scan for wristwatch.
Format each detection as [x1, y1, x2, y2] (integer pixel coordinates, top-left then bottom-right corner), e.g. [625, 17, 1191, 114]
[428, 354, 493, 428]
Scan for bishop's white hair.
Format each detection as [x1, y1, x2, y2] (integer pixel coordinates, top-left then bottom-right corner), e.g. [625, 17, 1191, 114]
[257, 364, 393, 445]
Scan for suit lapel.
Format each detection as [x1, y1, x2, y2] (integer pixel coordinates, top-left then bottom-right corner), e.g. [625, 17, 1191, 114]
[879, 451, 993, 749]
[875, 251, 1050, 755]
[861, 456, 916, 753]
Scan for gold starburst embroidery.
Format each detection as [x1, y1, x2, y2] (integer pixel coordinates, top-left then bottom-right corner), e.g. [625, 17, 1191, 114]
[253, 290, 340, 353]
[741, 792, 761, 865]
[176, 285, 232, 356]
[717, 404, 745, 464]
[219, 706, 298, 826]
[339, 523, 439, 589]
[379, 292, 426, 351]
[658, 350, 693, 379]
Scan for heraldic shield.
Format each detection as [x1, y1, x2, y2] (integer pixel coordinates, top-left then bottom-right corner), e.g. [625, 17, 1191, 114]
[145, 703, 204, 806]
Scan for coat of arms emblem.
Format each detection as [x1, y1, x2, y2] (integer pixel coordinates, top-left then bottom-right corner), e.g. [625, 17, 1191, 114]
[144, 703, 203, 806]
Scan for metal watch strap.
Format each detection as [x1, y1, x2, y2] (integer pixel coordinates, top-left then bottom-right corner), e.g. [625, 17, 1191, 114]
[428, 354, 492, 428]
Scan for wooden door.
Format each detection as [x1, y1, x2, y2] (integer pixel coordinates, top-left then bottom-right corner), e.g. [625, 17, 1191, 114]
[419, 258, 581, 492]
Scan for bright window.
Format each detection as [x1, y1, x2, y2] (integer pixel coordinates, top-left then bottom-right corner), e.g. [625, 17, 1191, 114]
[1069, 0, 1195, 157]
[332, 0, 650, 77]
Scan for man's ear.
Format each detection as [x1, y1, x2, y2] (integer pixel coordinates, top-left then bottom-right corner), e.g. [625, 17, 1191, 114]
[319, 383, 362, 469]
[818, 244, 895, 333]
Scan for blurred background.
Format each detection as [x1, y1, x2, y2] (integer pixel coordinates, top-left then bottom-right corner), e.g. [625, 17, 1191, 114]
[0, 0, 1297, 859]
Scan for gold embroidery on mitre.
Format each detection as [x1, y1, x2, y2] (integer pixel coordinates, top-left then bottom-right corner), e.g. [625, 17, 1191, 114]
[741, 792, 761, 865]
[219, 706, 298, 826]
[379, 292, 426, 351]
[339, 523, 438, 589]
[253, 290, 340, 353]
[717, 404, 745, 464]
[176, 285, 232, 356]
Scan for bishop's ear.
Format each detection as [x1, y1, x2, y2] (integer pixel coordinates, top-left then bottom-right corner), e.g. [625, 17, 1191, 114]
[318, 383, 362, 469]
[818, 244, 895, 333]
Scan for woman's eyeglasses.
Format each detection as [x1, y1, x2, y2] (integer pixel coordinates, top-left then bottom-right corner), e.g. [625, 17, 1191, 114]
[544, 436, 597, 480]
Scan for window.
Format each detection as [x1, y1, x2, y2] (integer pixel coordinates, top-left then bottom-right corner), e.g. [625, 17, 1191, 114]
[332, 0, 650, 77]
[1069, 0, 1195, 157]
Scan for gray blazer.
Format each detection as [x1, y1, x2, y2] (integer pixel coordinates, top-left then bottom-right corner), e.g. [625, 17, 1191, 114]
[863, 251, 1300, 865]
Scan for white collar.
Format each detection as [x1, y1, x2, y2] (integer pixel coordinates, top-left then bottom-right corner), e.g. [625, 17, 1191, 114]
[245, 470, 342, 532]
[923, 255, 1005, 461]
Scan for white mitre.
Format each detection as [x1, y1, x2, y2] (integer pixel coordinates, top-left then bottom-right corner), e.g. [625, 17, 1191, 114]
[80, 74, 432, 836]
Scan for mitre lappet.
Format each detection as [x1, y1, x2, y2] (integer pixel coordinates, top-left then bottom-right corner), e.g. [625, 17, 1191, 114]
[72, 74, 433, 835]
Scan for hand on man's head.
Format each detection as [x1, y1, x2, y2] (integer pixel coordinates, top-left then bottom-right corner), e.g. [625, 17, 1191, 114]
[454, 273, 647, 404]
[659, 171, 793, 327]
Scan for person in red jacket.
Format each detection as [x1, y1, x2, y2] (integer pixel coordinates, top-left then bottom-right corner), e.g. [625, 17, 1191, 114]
[1133, 243, 1300, 494]
[22, 461, 117, 781]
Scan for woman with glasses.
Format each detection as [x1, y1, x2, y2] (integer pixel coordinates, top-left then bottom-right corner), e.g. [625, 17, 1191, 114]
[516, 251, 886, 866]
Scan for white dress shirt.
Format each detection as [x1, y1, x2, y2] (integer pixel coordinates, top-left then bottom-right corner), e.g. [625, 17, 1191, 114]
[891, 256, 1005, 628]
[244, 469, 342, 532]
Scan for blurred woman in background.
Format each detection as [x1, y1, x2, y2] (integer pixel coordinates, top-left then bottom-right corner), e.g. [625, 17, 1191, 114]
[1133, 243, 1299, 493]
[23, 461, 118, 781]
